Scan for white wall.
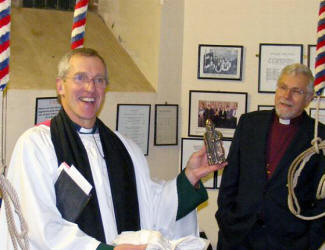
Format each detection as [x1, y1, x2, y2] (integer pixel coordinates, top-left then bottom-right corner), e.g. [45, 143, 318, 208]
[181, 0, 319, 248]
[3, 1, 322, 249]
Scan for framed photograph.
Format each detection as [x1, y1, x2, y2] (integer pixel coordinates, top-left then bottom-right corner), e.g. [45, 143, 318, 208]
[116, 104, 151, 155]
[257, 105, 274, 111]
[180, 137, 232, 189]
[154, 104, 178, 146]
[307, 44, 316, 77]
[258, 43, 303, 93]
[198, 44, 243, 80]
[309, 108, 325, 125]
[35, 97, 61, 125]
[188, 90, 247, 138]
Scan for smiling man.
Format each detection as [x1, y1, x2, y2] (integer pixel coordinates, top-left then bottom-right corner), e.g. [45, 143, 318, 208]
[0, 48, 227, 250]
[216, 63, 325, 250]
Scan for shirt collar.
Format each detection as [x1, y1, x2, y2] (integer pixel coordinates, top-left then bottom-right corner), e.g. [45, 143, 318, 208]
[71, 121, 98, 134]
[275, 113, 304, 126]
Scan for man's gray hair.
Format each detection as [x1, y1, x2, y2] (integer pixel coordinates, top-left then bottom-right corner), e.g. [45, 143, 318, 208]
[278, 63, 314, 95]
[57, 48, 109, 81]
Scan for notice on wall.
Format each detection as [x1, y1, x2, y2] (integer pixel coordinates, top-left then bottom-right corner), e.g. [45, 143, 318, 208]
[116, 104, 151, 155]
[35, 97, 61, 124]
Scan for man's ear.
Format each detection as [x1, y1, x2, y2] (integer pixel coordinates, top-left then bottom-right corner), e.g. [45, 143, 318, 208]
[56, 78, 65, 95]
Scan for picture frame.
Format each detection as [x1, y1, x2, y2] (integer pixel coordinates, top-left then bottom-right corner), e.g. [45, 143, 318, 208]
[307, 44, 316, 77]
[180, 137, 232, 189]
[215, 139, 232, 188]
[35, 97, 61, 125]
[257, 105, 274, 111]
[258, 43, 303, 93]
[188, 90, 247, 138]
[309, 108, 325, 125]
[198, 44, 243, 80]
[154, 104, 178, 146]
[116, 104, 151, 155]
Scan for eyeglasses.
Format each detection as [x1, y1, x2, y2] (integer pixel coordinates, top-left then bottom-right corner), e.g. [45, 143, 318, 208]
[65, 73, 107, 89]
[276, 83, 307, 97]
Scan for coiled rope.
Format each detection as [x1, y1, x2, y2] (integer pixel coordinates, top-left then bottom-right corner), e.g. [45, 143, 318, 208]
[0, 164, 29, 250]
[287, 95, 325, 220]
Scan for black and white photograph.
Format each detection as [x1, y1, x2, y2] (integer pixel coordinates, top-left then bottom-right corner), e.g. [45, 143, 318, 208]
[198, 44, 243, 80]
[189, 90, 247, 138]
[258, 43, 303, 93]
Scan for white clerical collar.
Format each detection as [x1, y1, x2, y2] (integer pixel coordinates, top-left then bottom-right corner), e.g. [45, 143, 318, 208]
[279, 118, 290, 125]
[79, 127, 97, 134]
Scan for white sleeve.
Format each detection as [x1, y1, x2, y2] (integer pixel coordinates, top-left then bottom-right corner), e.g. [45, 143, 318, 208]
[114, 132, 199, 240]
[0, 126, 100, 250]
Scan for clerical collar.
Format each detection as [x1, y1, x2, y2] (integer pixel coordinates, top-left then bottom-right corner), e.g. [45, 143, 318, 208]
[71, 121, 98, 134]
[275, 113, 303, 126]
[279, 118, 290, 125]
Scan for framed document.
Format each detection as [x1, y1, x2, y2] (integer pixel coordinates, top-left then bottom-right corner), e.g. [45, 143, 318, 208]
[198, 44, 243, 80]
[188, 90, 247, 138]
[154, 104, 178, 146]
[180, 137, 232, 189]
[116, 104, 151, 155]
[258, 43, 303, 93]
[307, 44, 316, 77]
[35, 97, 61, 124]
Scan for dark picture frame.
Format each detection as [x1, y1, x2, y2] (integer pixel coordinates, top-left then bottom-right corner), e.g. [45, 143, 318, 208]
[154, 104, 178, 146]
[180, 137, 232, 189]
[116, 104, 151, 156]
[307, 44, 316, 77]
[198, 44, 243, 80]
[35, 97, 61, 125]
[258, 43, 303, 93]
[257, 105, 274, 111]
[188, 90, 247, 138]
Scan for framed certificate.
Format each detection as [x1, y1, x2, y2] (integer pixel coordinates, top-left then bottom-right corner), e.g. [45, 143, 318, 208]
[154, 104, 178, 146]
[116, 104, 151, 155]
[258, 43, 303, 93]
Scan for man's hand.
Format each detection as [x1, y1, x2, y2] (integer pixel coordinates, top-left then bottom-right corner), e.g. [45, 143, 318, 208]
[114, 244, 147, 250]
[185, 145, 227, 186]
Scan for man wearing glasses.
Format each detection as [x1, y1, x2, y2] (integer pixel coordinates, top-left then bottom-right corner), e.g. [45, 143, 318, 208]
[0, 48, 227, 250]
[216, 63, 325, 250]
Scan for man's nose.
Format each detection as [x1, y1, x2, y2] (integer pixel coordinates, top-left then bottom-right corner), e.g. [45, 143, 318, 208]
[85, 79, 96, 91]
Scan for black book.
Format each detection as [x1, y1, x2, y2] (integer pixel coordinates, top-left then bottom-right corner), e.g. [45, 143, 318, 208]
[55, 169, 92, 222]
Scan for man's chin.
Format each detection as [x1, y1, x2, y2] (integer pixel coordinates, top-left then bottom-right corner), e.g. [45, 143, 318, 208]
[275, 108, 294, 120]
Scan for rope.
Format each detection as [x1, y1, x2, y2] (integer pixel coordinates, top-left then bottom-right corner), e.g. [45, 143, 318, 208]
[0, 165, 29, 250]
[71, 0, 89, 49]
[0, 88, 29, 250]
[287, 95, 325, 220]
